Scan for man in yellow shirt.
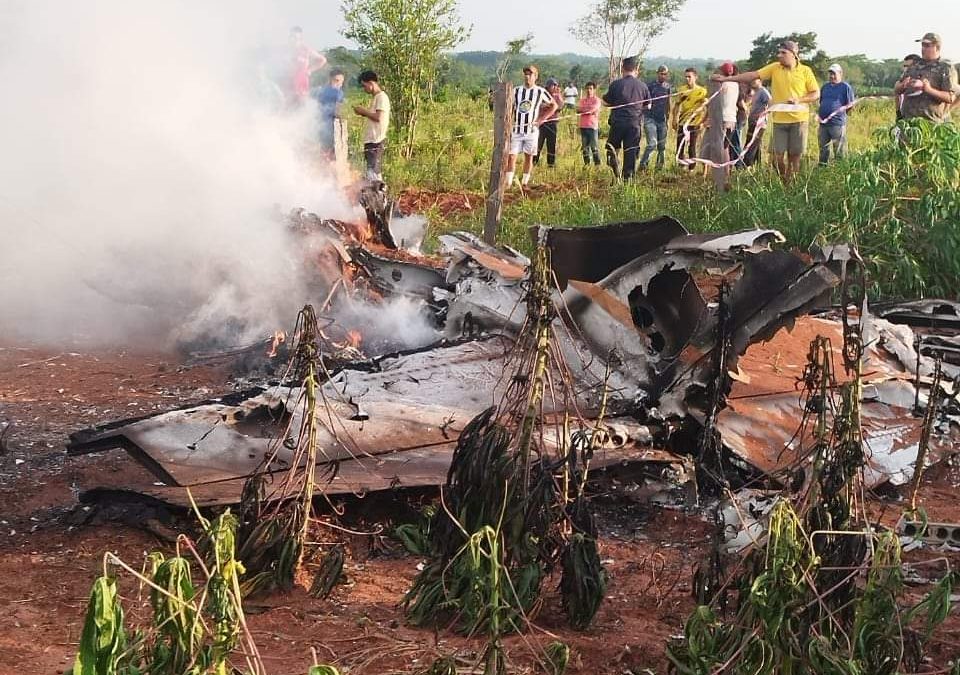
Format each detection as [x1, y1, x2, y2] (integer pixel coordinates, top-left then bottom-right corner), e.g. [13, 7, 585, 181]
[671, 67, 707, 170]
[713, 40, 819, 182]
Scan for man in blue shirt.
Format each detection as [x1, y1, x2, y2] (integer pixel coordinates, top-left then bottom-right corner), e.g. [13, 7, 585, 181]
[640, 65, 672, 170]
[817, 64, 855, 165]
[602, 56, 650, 180]
[312, 69, 346, 158]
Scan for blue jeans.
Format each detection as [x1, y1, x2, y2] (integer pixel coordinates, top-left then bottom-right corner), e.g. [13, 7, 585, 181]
[641, 118, 668, 168]
[580, 128, 600, 165]
[818, 124, 847, 164]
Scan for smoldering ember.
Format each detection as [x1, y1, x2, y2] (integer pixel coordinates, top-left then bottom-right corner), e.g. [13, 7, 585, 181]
[3, 184, 960, 674]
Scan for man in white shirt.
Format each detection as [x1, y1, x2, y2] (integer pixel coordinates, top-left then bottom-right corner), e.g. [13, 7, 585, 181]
[354, 70, 391, 181]
[563, 82, 579, 109]
[505, 65, 557, 187]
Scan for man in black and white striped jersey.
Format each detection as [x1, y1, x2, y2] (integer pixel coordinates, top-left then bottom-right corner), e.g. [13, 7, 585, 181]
[505, 64, 558, 187]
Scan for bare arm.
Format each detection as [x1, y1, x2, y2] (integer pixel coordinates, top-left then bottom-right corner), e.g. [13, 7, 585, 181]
[353, 105, 383, 122]
[712, 70, 761, 84]
[309, 49, 327, 72]
[795, 87, 820, 104]
[535, 100, 559, 124]
[922, 78, 956, 104]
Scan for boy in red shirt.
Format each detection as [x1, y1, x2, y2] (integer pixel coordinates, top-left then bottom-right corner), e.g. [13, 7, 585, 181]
[577, 82, 601, 165]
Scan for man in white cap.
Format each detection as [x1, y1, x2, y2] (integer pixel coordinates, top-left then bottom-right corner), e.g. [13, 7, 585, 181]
[817, 63, 855, 164]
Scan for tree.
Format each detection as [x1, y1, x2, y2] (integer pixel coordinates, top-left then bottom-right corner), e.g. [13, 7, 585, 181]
[569, 63, 584, 86]
[495, 34, 534, 83]
[746, 31, 830, 76]
[569, 0, 686, 81]
[341, 0, 470, 156]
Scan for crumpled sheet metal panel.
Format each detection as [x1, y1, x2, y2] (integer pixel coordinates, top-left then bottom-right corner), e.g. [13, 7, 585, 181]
[538, 217, 688, 290]
[69, 339, 513, 487]
[76, 420, 676, 507]
[560, 238, 840, 418]
[716, 379, 956, 488]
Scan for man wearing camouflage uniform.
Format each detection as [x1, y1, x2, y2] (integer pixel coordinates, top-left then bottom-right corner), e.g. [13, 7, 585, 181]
[895, 32, 959, 122]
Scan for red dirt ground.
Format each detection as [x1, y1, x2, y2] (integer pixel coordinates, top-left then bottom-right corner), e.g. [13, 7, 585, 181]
[0, 334, 958, 674]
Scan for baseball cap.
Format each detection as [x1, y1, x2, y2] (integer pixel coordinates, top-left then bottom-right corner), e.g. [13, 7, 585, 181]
[719, 61, 736, 76]
[778, 40, 800, 57]
[545, 77, 559, 87]
[828, 63, 842, 74]
[917, 32, 941, 46]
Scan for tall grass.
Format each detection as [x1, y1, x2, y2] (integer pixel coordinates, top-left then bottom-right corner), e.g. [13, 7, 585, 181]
[338, 87, 957, 299]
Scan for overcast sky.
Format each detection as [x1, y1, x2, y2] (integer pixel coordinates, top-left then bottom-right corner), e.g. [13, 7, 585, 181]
[283, 0, 958, 61]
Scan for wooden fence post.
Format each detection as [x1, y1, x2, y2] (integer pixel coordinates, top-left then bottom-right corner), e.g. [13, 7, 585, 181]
[701, 80, 728, 192]
[484, 82, 512, 245]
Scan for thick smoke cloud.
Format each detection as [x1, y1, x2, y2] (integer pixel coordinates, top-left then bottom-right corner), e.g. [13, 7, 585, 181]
[0, 1, 360, 348]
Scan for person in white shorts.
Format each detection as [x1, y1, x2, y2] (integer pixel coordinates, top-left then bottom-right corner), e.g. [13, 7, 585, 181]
[505, 65, 557, 187]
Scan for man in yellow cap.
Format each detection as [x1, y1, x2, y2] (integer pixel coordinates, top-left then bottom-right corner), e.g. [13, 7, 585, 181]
[895, 33, 958, 122]
[713, 40, 819, 182]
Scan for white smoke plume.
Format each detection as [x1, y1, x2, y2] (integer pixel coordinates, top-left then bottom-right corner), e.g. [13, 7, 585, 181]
[0, 1, 363, 349]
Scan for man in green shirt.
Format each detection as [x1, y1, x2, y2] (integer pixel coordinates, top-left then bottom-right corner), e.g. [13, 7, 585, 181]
[895, 33, 958, 123]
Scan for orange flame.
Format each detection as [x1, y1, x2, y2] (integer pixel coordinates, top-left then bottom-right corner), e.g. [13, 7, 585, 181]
[346, 330, 362, 349]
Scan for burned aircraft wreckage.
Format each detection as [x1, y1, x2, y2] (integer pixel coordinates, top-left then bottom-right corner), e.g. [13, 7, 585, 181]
[69, 188, 960, 512]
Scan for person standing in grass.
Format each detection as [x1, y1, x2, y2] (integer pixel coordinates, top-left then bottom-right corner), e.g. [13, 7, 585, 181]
[505, 65, 557, 187]
[563, 82, 579, 110]
[577, 81, 602, 166]
[672, 68, 707, 170]
[896, 54, 921, 121]
[817, 64, 855, 165]
[640, 65, 672, 170]
[602, 56, 649, 180]
[742, 77, 770, 167]
[713, 40, 819, 182]
[353, 70, 390, 182]
[313, 69, 346, 160]
[895, 33, 958, 123]
[534, 78, 564, 168]
[288, 26, 327, 106]
[718, 62, 743, 167]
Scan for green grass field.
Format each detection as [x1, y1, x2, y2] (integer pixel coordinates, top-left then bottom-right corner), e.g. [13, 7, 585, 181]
[340, 92, 959, 300]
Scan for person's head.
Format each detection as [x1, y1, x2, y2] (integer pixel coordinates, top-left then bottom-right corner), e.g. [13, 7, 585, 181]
[358, 70, 379, 93]
[750, 77, 763, 91]
[917, 32, 941, 61]
[902, 53, 921, 73]
[776, 40, 799, 68]
[585, 81, 596, 95]
[827, 63, 843, 83]
[622, 56, 639, 75]
[684, 67, 698, 86]
[545, 77, 559, 92]
[522, 64, 538, 86]
[329, 69, 345, 88]
[289, 26, 303, 46]
[656, 65, 669, 83]
[719, 61, 736, 77]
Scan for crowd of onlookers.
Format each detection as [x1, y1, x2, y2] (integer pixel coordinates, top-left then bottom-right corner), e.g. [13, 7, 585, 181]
[282, 26, 959, 187]
[506, 32, 959, 185]
[270, 27, 392, 182]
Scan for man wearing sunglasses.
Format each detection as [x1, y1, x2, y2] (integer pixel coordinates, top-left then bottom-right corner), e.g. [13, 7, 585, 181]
[895, 33, 958, 123]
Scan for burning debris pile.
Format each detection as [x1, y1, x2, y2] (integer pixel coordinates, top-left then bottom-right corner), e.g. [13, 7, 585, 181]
[68, 194, 960, 516]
